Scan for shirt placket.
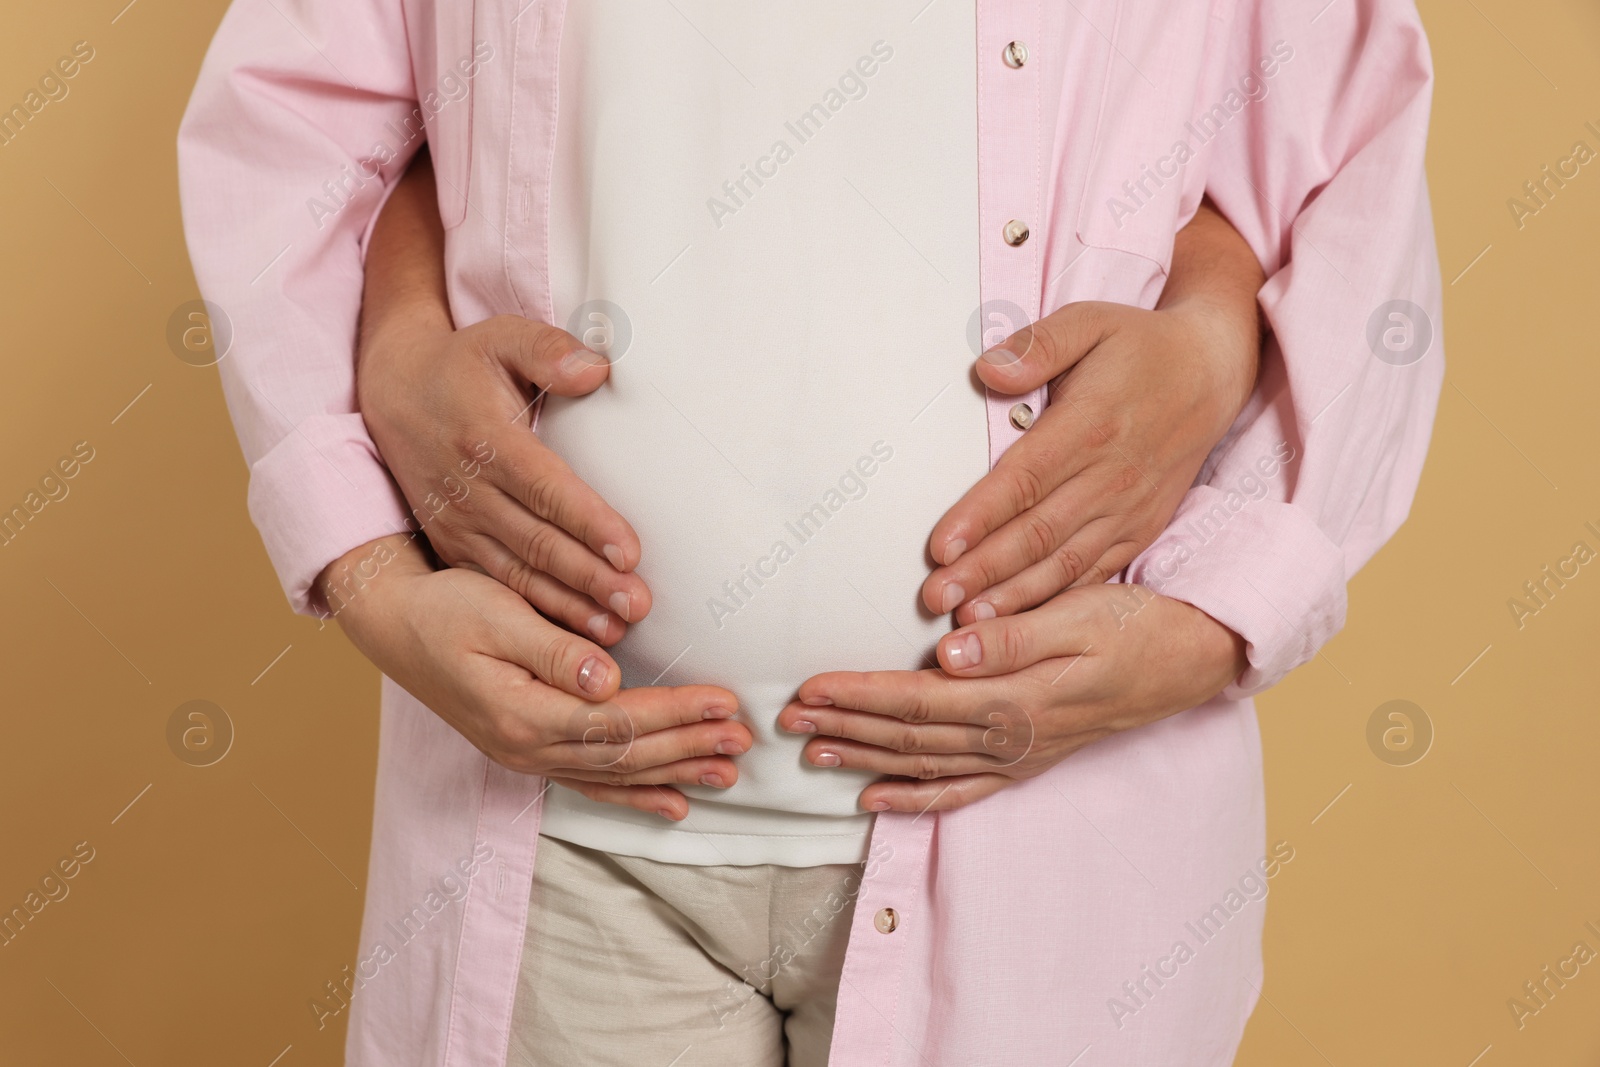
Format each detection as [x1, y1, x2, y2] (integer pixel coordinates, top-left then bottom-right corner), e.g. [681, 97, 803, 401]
[828, 10, 1045, 1064]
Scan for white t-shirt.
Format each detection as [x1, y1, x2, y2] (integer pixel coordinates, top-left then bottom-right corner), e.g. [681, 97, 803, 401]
[537, 0, 987, 866]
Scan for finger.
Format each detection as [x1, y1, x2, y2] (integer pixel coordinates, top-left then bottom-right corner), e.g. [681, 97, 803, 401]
[546, 777, 691, 821]
[924, 466, 1114, 615]
[937, 589, 1106, 677]
[797, 736, 1005, 780]
[796, 670, 987, 726]
[443, 569, 622, 700]
[489, 433, 647, 584]
[465, 531, 628, 644]
[775, 703, 991, 755]
[550, 717, 751, 777]
[554, 749, 745, 789]
[973, 301, 1119, 395]
[857, 773, 1013, 814]
[965, 534, 1145, 623]
[471, 315, 612, 398]
[477, 492, 651, 623]
[607, 684, 745, 735]
[958, 526, 1139, 623]
[925, 398, 1098, 573]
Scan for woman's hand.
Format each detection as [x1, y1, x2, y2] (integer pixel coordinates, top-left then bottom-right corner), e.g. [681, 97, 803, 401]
[777, 584, 1246, 813]
[357, 149, 649, 645]
[325, 534, 751, 820]
[925, 201, 1266, 623]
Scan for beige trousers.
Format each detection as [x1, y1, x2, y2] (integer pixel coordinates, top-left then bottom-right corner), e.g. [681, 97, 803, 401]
[506, 833, 865, 1067]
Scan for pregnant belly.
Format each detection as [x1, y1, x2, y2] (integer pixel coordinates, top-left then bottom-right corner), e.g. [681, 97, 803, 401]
[535, 369, 988, 817]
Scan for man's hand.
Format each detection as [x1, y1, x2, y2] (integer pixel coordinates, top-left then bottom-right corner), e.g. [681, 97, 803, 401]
[777, 584, 1246, 813]
[357, 149, 649, 645]
[324, 534, 751, 820]
[925, 202, 1265, 623]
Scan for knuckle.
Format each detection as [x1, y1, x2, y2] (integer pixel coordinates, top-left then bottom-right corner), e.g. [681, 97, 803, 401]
[1107, 463, 1144, 497]
[535, 627, 577, 679]
[1050, 543, 1089, 587]
[911, 755, 941, 780]
[893, 724, 924, 754]
[531, 322, 571, 364]
[900, 692, 934, 726]
[999, 623, 1031, 668]
[1030, 321, 1065, 369]
[498, 555, 539, 601]
[1017, 510, 1059, 563]
[1003, 464, 1049, 513]
[515, 522, 560, 574]
[524, 472, 565, 522]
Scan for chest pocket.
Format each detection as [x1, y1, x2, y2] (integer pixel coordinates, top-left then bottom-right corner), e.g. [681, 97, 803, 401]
[1071, 0, 1222, 272]
[418, 0, 481, 230]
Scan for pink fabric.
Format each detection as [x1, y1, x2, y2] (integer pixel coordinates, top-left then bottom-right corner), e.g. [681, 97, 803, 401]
[177, 1, 1443, 1063]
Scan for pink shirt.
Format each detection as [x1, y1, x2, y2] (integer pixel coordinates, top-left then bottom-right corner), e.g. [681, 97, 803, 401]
[177, 1, 1443, 1063]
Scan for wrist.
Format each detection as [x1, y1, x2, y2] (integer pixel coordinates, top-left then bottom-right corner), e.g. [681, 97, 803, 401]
[315, 533, 433, 629]
[1182, 597, 1249, 693]
[359, 299, 453, 369]
[1160, 295, 1260, 420]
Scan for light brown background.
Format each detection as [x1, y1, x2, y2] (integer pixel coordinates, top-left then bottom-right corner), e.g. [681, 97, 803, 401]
[1, 0, 1595, 1063]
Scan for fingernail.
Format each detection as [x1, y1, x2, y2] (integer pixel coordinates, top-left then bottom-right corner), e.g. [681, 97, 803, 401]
[702, 706, 734, 720]
[945, 632, 983, 670]
[576, 656, 607, 696]
[559, 347, 609, 376]
[813, 751, 841, 767]
[585, 614, 609, 641]
[602, 544, 626, 570]
[608, 591, 632, 623]
[699, 773, 725, 787]
[715, 739, 744, 755]
[980, 344, 1022, 369]
[973, 601, 997, 621]
[801, 695, 833, 707]
[656, 807, 680, 821]
[790, 719, 817, 733]
[940, 582, 966, 614]
[942, 538, 967, 566]
[867, 800, 891, 811]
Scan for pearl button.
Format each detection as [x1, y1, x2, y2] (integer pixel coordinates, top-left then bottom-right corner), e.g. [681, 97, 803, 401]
[1003, 219, 1030, 246]
[874, 907, 899, 934]
[1009, 403, 1035, 430]
[1003, 41, 1029, 69]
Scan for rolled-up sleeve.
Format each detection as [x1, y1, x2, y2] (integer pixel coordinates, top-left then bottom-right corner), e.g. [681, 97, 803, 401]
[178, 0, 422, 614]
[1126, 0, 1445, 697]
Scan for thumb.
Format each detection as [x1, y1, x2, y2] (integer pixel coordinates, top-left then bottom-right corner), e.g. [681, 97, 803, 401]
[975, 301, 1119, 394]
[461, 571, 623, 701]
[472, 314, 613, 398]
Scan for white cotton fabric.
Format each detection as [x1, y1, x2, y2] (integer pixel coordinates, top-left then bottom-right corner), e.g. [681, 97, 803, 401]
[536, 0, 988, 865]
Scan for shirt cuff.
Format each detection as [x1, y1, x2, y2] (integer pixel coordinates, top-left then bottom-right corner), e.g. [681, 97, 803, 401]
[246, 412, 412, 616]
[1126, 485, 1348, 699]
